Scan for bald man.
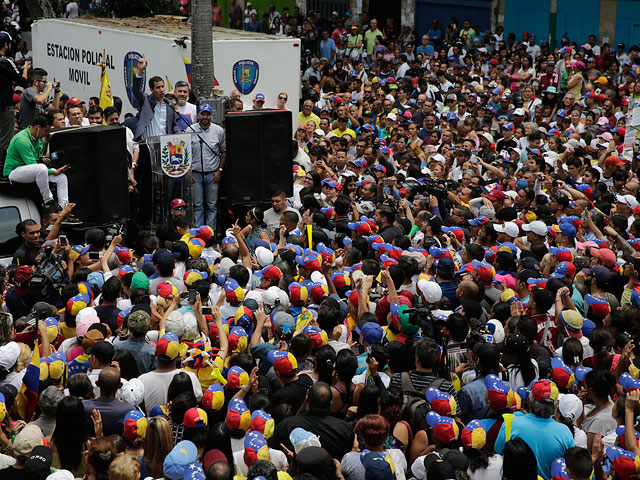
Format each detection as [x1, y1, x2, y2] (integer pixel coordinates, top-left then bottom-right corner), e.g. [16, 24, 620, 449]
[270, 382, 354, 459]
[82, 367, 135, 436]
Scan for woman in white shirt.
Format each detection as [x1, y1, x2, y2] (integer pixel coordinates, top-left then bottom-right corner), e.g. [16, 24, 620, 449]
[501, 333, 539, 388]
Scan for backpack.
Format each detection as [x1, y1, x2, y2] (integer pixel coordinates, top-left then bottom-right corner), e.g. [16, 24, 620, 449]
[400, 372, 446, 433]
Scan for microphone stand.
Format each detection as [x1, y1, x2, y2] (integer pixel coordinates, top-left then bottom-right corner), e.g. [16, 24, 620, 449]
[163, 98, 219, 156]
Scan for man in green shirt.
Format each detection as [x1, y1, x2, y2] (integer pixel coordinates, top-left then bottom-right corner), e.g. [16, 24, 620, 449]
[364, 18, 382, 66]
[4, 113, 69, 210]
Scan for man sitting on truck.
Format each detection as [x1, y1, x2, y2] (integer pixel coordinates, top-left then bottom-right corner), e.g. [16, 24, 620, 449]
[3, 113, 69, 212]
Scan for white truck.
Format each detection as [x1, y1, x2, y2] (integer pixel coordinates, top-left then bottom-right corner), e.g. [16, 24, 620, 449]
[0, 192, 40, 265]
[32, 17, 301, 125]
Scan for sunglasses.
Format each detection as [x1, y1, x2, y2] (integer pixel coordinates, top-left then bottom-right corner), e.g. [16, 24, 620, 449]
[278, 96, 287, 100]
[173, 206, 187, 211]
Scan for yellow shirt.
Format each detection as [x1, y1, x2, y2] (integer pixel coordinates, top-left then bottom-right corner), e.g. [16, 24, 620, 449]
[332, 127, 356, 138]
[298, 111, 321, 129]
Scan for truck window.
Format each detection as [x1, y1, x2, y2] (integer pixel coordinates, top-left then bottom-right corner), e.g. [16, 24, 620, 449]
[0, 206, 21, 260]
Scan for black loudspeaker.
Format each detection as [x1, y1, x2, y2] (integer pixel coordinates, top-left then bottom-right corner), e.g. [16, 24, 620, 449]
[48, 125, 129, 224]
[224, 110, 293, 205]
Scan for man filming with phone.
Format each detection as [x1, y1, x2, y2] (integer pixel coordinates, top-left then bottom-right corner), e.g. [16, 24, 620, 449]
[4, 113, 69, 212]
[18, 67, 60, 130]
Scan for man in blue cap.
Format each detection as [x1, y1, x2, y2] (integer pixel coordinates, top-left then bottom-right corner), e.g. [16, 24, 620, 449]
[189, 103, 226, 229]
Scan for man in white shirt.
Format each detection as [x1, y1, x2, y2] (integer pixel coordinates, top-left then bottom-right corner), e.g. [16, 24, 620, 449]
[139, 332, 203, 413]
[190, 103, 226, 228]
[174, 80, 197, 131]
[66, 1, 79, 18]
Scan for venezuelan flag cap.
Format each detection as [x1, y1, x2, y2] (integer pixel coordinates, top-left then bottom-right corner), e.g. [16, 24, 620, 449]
[461, 419, 487, 450]
[225, 398, 251, 433]
[606, 446, 640, 480]
[250, 409, 275, 439]
[124, 410, 147, 441]
[426, 411, 459, 444]
[425, 387, 457, 417]
[202, 384, 225, 412]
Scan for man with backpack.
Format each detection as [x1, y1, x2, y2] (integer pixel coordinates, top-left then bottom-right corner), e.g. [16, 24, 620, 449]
[390, 337, 459, 433]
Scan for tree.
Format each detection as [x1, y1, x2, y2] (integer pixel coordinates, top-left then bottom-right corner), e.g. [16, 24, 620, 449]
[22, 0, 56, 20]
[190, 0, 214, 98]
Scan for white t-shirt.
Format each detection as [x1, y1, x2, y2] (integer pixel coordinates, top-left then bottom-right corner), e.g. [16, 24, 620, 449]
[65, 117, 90, 127]
[467, 454, 503, 480]
[233, 449, 288, 475]
[66, 1, 79, 18]
[178, 102, 197, 127]
[139, 369, 203, 412]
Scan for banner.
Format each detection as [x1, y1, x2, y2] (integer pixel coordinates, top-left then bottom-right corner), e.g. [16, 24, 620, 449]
[160, 133, 192, 178]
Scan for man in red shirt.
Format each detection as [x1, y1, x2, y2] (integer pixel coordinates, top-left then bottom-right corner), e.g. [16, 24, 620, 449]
[539, 61, 559, 91]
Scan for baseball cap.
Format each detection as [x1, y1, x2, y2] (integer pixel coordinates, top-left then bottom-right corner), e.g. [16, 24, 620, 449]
[494, 222, 518, 238]
[361, 322, 383, 344]
[606, 446, 640, 480]
[163, 440, 198, 480]
[244, 431, 269, 467]
[23, 445, 53, 479]
[426, 411, 459, 443]
[183, 407, 208, 428]
[124, 410, 148, 441]
[461, 419, 487, 450]
[484, 373, 518, 411]
[549, 261, 577, 279]
[250, 409, 274, 439]
[558, 393, 584, 421]
[559, 309, 584, 338]
[128, 310, 150, 335]
[302, 325, 328, 349]
[590, 247, 617, 267]
[254, 93, 265, 102]
[530, 379, 559, 405]
[522, 220, 547, 236]
[267, 350, 298, 376]
[65, 97, 85, 107]
[0, 32, 12, 47]
[156, 332, 180, 360]
[582, 265, 611, 284]
[360, 451, 393, 480]
[13, 424, 44, 457]
[170, 198, 187, 209]
[225, 397, 251, 432]
[226, 365, 249, 391]
[289, 427, 322, 454]
[551, 357, 575, 389]
[605, 155, 626, 167]
[585, 294, 611, 319]
[202, 384, 225, 412]
[198, 103, 213, 114]
[425, 387, 457, 416]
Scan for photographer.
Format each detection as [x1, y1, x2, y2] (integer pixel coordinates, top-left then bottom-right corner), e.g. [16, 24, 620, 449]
[18, 67, 60, 131]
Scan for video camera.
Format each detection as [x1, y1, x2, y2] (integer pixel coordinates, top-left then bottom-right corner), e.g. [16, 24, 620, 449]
[401, 177, 457, 198]
[29, 244, 69, 307]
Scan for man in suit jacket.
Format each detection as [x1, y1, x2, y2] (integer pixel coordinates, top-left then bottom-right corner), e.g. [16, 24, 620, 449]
[132, 54, 178, 140]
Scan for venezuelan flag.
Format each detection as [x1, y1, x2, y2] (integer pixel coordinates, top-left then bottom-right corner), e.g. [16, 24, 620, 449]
[182, 55, 192, 83]
[16, 341, 40, 421]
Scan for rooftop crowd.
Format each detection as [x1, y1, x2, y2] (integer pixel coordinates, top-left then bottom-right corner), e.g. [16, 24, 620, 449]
[3, 5, 640, 480]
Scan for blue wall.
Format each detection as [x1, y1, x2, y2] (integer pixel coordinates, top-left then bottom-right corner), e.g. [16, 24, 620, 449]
[615, 1, 640, 47]
[504, 0, 551, 43]
[503, 0, 600, 46]
[414, 0, 491, 38]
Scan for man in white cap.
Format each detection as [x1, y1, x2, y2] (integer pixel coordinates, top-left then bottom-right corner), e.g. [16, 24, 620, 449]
[517, 220, 548, 251]
[494, 222, 520, 244]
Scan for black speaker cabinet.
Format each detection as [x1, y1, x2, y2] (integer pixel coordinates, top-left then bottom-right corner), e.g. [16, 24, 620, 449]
[49, 125, 130, 225]
[224, 110, 293, 205]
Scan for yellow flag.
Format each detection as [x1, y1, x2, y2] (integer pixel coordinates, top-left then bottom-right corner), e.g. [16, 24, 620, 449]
[165, 75, 173, 92]
[99, 63, 113, 111]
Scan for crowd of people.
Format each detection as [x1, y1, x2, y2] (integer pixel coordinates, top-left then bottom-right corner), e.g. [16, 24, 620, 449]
[4, 4, 640, 480]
